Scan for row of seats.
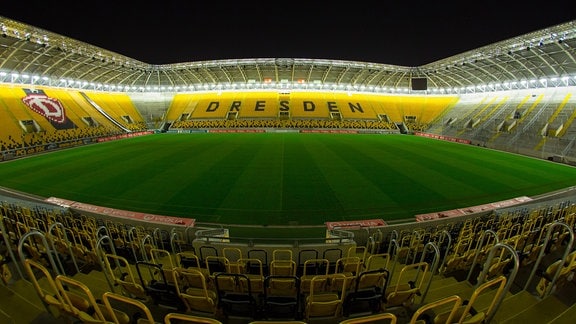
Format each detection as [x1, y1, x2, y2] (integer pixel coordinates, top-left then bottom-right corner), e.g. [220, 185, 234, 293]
[23, 257, 234, 323]
[17, 227, 519, 324]
[13, 226, 403, 322]
[3, 196, 574, 322]
[0, 85, 147, 158]
[25, 257, 398, 324]
[170, 118, 400, 131]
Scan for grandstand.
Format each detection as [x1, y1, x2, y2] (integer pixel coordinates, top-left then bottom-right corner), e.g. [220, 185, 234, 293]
[1, 15, 576, 324]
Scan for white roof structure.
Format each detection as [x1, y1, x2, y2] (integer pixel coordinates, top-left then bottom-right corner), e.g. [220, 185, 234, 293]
[0, 16, 575, 94]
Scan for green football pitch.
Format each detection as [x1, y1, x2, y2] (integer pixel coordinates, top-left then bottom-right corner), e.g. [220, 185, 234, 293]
[1, 133, 576, 229]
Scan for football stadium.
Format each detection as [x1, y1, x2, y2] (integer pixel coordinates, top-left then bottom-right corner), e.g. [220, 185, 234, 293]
[1, 15, 576, 324]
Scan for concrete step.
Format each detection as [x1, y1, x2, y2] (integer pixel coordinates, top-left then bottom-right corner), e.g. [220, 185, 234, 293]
[549, 302, 576, 324]
[72, 270, 116, 299]
[498, 294, 568, 324]
[416, 278, 513, 319]
[426, 276, 459, 291]
[490, 290, 539, 323]
[420, 280, 473, 304]
[0, 278, 53, 323]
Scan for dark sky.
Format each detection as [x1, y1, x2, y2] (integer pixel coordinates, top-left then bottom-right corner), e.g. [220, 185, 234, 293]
[1, 1, 574, 66]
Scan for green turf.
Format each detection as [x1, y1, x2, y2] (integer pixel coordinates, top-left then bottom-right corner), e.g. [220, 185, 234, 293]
[1, 132, 576, 226]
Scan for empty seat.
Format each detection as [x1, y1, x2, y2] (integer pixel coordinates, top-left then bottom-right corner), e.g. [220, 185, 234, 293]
[172, 267, 219, 317]
[135, 261, 185, 311]
[304, 273, 349, 322]
[384, 262, 430, 310]
[338, 312, 397, 323]
[55, 274, 131, 324]
[22, 258, 75, 321]
[101, 291, 157, 324]
[300, 258, 330, 295]
[408, 294, 462, 324]
[103, 253, 149, 301]
[343, 268, 389, 317]
[214, 272, 259, 320]
[163, 313, 223, 324]
[262, 275, 301, 320]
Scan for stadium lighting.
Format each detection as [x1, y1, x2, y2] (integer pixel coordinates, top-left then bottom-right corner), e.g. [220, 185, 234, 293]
[1, 65, 575, 94]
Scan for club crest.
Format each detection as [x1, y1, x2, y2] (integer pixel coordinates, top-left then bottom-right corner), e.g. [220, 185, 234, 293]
[22, 93, 67, 124]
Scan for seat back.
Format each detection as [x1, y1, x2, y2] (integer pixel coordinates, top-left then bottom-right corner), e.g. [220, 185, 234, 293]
[270, 259, 297, 276]
[262, 275, 301, 320]
[236, 258, 265, 293]
[172, 267, 218, 316]
[135, 261, 184, 311]
[22, 258, 72, 319]
[214, 273, 258, 319]
[164, 312, 223, 323]
[101, 291, 156, 324]
[385, 262, 430, 309]
[55, 274, 130, 324]
[365, 253, 390, 271]
[177, 251, 202, 270]
[205, 255, 230, 275]
[247, 249, 269, 276]
[436, 275, 507, 324]
[305, 274, 349, 320]
[103, 253, 148, 300]
[323, 248, 343, 273]
[338, 312, 397, 323]
[343, 268, 389, 317]
[223, 247, 243, 272]
[336, 257, 361, 275]
[300, 258, 330, 295]
[150, 248, 177, 285]
[409, 295, 462, 324]
[297, 249, 319, 276]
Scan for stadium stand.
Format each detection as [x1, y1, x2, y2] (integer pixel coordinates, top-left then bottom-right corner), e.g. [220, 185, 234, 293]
[1, 190, 576, 323]
[1, 15, 576, 324]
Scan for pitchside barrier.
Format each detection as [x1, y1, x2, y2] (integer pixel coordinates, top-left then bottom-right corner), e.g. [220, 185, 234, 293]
[325, 219, 387, 249]
[40, 195, 526, 258]
[37, 187, 576, 273]
[414, 196, 533, 221]
[46, 196, 359, 265]
[45, 197, 196, 228]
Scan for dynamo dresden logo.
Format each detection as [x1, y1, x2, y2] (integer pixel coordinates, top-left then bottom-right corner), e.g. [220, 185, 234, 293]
[22, 93, 67, 124]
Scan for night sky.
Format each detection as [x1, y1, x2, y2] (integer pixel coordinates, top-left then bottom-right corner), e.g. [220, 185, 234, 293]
[1, 1, 574, 66]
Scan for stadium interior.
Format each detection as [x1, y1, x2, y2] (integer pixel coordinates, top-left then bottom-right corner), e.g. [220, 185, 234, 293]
[1, 16, 576, 324]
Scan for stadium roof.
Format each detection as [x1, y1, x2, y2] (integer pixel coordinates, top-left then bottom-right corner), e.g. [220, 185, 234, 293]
[0, 16, 575, 94]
